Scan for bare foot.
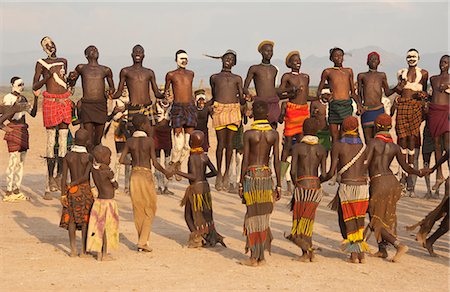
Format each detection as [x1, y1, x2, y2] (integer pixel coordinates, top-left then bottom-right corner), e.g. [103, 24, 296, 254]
[258, 259, 266, 266]
[391, 244, 409, 262]
[69, 251, 78, 257]
[425, 239, 438, 257]
[100, 254, 116, 261]
[416, 232, 427, 247]
[358, 253, 366, 264]
[432, 177, 445, 191]
[79, 252, 91, 258]
[137, 245, 153, 252]
[371, 249, 388, 259]
[348, 252, 358, 264]
[296, 254, 310, 263]
[239, 258, 258, 267]
[309, 250, 317, 262]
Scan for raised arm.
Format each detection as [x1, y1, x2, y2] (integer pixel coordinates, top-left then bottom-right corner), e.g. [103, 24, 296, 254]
[33, 62, 49, 91]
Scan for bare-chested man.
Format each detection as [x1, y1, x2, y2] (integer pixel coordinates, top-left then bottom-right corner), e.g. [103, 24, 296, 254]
[33, 36, 72, 200]
[175, 130, 226, 248]
[244, 40, 280, 128]
[317, 47, 363, 143]
[114, 45, 164, 134]
[2, 77, 38, 202]
[165, 50, 196, 173]
[285, 118, 326, 262]
[277, 51, 310, 184]
[207, 49, 244, 191]
[68, 45, 115, 150]
[357, 52, 398, 142]
[365, 114, 426, 262]
[239, 100, 281, 267]
[395, 49, 429, 167]
[321, 116, 369, 264]
[59, 129, 93, 257]
[119, 114, 170, 252]
[428, 55, 449, 190]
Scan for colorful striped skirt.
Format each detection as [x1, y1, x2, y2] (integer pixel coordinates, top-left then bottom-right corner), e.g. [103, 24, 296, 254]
[287, 177, 322, 250]
[338, 183, 370, 253]
[243, 165, 274, 260]
[284, 102, 309, 137]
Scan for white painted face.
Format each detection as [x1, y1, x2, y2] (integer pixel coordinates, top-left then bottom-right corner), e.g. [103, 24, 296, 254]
[406, 51, 419, 66]
[176, 53, 188, 68]
[12, 79, 24, 94]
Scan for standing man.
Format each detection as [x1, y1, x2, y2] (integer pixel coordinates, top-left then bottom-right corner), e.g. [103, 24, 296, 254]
[33, 36, 72, 200]
[207, 49, 244, 191]
[114, 45, 164, 133]
[317, 47, 363, 143]
[239, 100, 281, 267]
[277, 51, 310, 185]
[68, 45, 115, 150]
[243, 40, 280, 128]
[395, 49, 428, 169]
[2, 77, 38, 202]
[357, 52, 397, 142]
[428, 55, 449, 190]
[165, 50, 196, 173]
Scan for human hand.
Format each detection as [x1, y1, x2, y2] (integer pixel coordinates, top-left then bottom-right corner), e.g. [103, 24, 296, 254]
[60, 195, 68, 207]
[2, 125, 13, 133]
[112, 181, 119, 189]
[33, 90, 41, 97]
[419, 168, 432, 177]
[272, 187, 281, 201]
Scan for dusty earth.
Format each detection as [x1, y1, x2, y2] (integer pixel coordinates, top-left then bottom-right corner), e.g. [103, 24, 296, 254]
[0, 111, 449, 291]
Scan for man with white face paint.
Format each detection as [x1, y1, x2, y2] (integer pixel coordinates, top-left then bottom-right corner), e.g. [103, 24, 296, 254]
[164, 50, 196, 178]
[394, 49, 429, 197]
[2, 77, 38, 202]
[33, 36, 72, 200]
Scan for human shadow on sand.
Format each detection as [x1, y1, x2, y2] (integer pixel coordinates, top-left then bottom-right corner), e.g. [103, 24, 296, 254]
[12, 210, 70, 255]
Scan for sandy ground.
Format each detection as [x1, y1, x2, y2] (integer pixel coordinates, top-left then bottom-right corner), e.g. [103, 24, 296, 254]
[0, 111, 449, 292]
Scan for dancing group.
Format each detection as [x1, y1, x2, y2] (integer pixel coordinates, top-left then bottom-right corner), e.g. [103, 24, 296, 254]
[1, 36, 448, 265]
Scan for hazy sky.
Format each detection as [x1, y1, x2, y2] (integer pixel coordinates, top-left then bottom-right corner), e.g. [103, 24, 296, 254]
[1, 1, 448, 58]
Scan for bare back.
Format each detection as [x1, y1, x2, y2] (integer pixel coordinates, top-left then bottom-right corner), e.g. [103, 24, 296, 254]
[126, 137, 154, 169]
[92, 166, 115, 199]
[291, 142, 326, 188]
[244, 129, 278, 166]
[65, 152, 91, 183]
[332, 142, 368, 185]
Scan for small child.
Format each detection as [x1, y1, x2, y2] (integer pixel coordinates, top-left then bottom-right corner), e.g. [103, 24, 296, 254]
[176, 130, 226, 248]
[59, 128, 94, 257]
[194, 89, 212, 153]
[87, 145, 120, 261]
[153, 98, 174, 195]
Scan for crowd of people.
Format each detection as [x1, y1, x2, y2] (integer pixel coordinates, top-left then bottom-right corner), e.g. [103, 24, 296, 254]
[1, 36, 448, 265]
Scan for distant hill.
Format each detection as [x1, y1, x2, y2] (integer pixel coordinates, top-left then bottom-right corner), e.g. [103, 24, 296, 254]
[0, 46, 446, 87]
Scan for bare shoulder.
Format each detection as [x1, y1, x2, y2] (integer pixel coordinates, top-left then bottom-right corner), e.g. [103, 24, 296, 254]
[300, 73, 310, 80]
